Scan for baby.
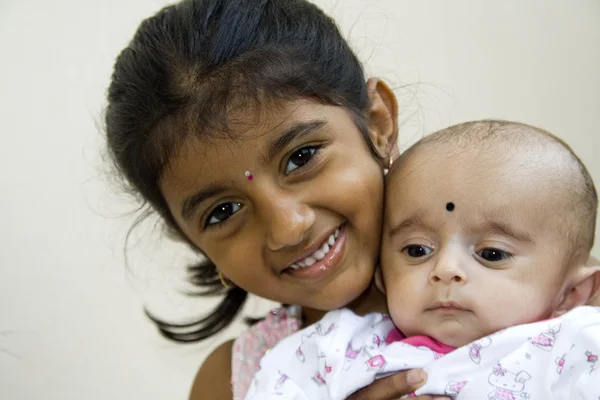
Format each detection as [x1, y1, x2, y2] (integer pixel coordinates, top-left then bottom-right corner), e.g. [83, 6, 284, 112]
[246, 120, 600, 399]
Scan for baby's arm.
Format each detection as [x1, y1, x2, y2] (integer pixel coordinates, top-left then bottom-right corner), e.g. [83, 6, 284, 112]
[246, 309, 381, 400]
[245, 368, 310, 400]
[244, 311, 345, 400]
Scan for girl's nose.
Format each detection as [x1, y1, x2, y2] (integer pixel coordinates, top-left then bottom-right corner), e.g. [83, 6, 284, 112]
[264, 196, 316, 251]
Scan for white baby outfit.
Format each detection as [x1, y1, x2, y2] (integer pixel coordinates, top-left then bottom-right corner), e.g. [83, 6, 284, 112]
[245, 306, 600, 399]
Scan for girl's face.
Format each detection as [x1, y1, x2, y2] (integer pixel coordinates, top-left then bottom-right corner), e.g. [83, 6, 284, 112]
[160, 96, 396, 310]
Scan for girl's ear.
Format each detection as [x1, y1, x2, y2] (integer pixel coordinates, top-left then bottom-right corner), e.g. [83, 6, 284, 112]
[366, 78, 399, 163]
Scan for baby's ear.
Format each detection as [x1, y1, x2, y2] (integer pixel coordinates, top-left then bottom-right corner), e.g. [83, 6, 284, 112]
[374, 265, 386, 294]
[553, 262, 600, 316]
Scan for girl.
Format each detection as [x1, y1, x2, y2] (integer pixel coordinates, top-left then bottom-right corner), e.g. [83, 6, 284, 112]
[106, 1, 419, 398]
[105, 0, 600, 399]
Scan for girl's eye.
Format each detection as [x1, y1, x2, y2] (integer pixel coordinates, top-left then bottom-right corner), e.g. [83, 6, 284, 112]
[206, 202, 242, 227]
[403, 245, 433, 258]
[477, 248, 512, 262]
[284, 146, 318, 175]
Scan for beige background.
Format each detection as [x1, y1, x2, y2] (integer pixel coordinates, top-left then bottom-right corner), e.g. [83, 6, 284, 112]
[0, 0, 598, 399]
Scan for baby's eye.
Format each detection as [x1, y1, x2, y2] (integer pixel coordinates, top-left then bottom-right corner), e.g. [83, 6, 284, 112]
[206, 202, 242, 227]
[477, 248, 512, 262]
[403, 245, 433, 258]
[284, 146, 319, 175]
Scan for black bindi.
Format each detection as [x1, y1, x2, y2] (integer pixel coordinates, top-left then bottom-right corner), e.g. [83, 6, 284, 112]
[446, 202, 455, 212]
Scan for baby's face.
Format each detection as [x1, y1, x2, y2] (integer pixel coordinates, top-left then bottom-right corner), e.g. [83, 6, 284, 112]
[380, 144, 570, 347]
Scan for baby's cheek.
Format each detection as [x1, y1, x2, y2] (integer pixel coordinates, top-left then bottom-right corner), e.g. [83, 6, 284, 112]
[389, 307, 420, 338]
[479, 301, 544, 338]
[386, 279, 418, 318]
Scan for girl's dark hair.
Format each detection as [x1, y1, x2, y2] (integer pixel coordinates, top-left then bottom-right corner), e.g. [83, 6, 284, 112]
[106, 0, 379, 342]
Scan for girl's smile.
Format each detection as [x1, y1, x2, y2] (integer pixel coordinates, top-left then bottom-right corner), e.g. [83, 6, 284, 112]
[283, 223, 345, 280]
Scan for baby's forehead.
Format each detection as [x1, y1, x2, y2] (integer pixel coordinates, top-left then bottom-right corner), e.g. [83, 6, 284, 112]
[387, 140, 525, 191]
[384, 120, 590, 220]
[383, 138, 574, 230]
[387, 129, 574, 195]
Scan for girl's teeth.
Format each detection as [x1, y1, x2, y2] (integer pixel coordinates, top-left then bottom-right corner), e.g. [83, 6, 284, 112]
[314, 250, 325, 260]
[328, 234, 335, 246]
[289, 227, 341, 270]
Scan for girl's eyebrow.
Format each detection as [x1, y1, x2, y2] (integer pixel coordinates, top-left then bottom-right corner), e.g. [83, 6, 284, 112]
[263, 120, 327, 163]
[180, 184, 227, 222]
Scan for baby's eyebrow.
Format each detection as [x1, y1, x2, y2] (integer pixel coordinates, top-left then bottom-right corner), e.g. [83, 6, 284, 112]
[388, 213, 437, 238]
[478, 220, 535, 243]
[263, 120, 327, 164]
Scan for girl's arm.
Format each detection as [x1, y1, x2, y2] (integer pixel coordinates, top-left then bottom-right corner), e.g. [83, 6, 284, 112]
[189, 339, 234, 400]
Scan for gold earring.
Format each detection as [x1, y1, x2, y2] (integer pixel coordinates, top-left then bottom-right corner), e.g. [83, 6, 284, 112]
[384, 156, 393, 176]
[219, 272, 235, 289]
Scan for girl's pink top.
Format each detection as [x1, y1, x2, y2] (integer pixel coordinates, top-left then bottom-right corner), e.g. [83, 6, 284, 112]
[231, 306, 302, 400]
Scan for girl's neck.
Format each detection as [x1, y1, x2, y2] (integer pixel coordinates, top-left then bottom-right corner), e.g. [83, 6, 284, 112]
[302, 281, 388, 326]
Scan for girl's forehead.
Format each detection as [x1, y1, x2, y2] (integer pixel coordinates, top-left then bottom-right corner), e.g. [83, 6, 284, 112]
[216, 97, 333, 136]
[159, 100, 352, 191]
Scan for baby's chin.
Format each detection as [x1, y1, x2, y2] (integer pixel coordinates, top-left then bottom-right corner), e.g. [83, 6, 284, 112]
[433, 332, 479, 348]
[406, 324, 486, 348]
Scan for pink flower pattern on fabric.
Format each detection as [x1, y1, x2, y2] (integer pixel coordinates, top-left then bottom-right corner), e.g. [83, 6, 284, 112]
[491, 388, 517, 400]
[586, 350, 598, 373]
[445, 380, 467, 395]
[555, 355, 565, 374]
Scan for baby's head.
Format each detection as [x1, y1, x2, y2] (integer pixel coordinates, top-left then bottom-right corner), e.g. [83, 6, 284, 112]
[380, 120, 598, 347]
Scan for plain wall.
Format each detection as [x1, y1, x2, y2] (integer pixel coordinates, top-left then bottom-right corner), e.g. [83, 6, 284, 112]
[1, 0, 598, 398]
